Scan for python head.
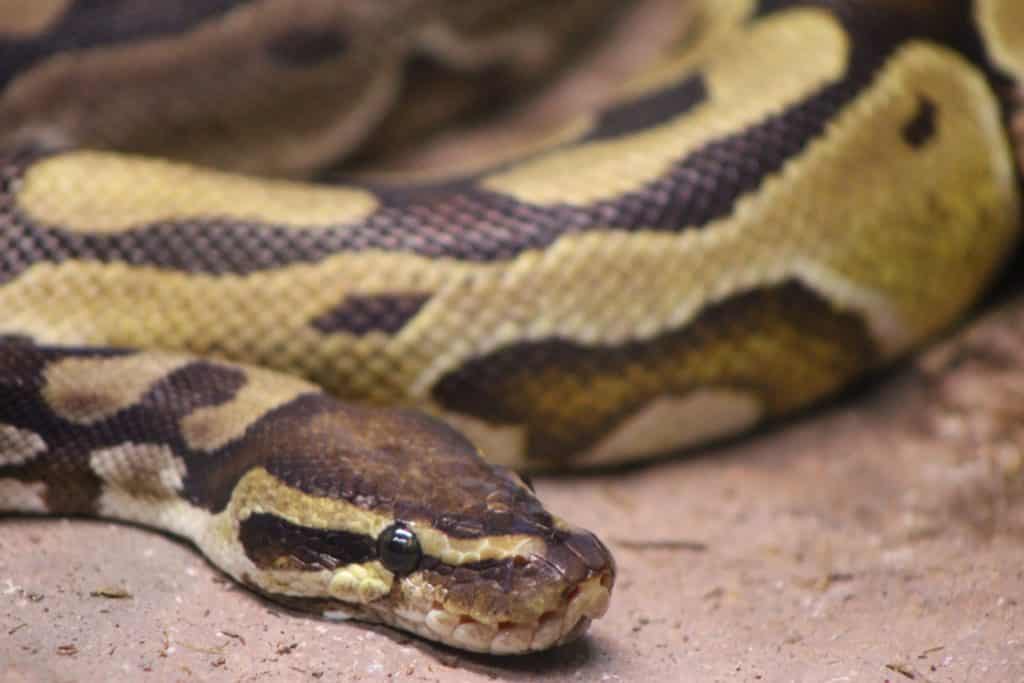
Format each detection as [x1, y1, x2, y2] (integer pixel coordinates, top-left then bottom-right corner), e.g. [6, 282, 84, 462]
[193, 396, 615, 654]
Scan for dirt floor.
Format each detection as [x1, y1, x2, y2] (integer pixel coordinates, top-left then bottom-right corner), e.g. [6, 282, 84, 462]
[4, 297, 1024, 681]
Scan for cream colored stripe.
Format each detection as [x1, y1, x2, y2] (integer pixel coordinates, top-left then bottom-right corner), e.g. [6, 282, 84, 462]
[227, 468, 545, 567]
[17, 150, 380, 234]
[481, 8, 848, 204]
[180, 366, 318, 452]
[0, 479, 48, 513]
[42, 353, 191, 424]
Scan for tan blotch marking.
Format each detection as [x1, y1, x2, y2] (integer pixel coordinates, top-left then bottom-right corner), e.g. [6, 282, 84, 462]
[976, 0, 1024, 80]
[575, 389, 762, 467]
[433, 411, 527, 470]
[976, 0, 1024, 173]
[0, 479, 48, 513]
[42, 353, 190, 425]
[180, 367, 318, 452]
[482, 8, 848, 203]
[17, 150, 380, 234]
[227, 468, 545, 566]
[0, 0, 69, 36]
[0, 423, 47, 466]
[89, 443, 186, 499]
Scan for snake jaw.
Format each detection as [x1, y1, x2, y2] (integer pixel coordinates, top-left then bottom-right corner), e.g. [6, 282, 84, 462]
[364, 561, 613, 655]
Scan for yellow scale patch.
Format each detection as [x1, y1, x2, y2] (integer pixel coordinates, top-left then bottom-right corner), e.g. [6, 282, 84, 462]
[17, 150, 380, 233]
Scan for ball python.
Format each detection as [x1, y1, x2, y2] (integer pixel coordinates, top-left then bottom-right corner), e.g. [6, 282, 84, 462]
[1, 0, 1022, 656]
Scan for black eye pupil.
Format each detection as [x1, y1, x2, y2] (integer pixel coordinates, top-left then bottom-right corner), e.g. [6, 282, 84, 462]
[377, 522, 421, 575]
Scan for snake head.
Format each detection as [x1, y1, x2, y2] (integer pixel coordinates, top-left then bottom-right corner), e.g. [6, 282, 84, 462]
[205, 397, 614, 654]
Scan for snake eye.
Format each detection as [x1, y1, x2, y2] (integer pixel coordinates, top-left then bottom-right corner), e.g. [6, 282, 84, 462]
[377, 522, 421, 575]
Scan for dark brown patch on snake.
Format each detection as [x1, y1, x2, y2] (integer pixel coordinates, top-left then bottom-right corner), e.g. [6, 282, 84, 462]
[180, 395, 557, 540]
[433, 280, 880, 460]
[584, 75, 707, 142]
[310, 293, 432, 336]
[266, 27, 349, 67]
[902, 95, 937, 148]
[239, 512, 376, 571]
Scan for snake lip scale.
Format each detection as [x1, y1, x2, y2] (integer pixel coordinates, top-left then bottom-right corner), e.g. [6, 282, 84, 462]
[0, 0, 1022, 655]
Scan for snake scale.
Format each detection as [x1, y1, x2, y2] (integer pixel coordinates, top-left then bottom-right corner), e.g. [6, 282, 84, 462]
[0, 0, 1022, 655]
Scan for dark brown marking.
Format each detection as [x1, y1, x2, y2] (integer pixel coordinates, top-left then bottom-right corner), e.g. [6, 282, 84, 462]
[432, 280, 879, 460]
[310, 293, 431, 336]
[266, 28, 348, 67]
[239, 512, 375, 571]
[584, 75, 707, 142]
[902, 95, 937, 147]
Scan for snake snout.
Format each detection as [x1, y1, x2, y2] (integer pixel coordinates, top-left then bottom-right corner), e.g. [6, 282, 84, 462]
[535, 525, 616, 647]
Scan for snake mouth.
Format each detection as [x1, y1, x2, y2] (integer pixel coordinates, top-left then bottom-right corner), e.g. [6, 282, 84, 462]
[406, 570, 614, 654]
[400, 525, 617, 654]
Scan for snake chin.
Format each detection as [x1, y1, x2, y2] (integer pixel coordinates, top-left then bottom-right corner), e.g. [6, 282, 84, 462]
[381, 571, 614, 655]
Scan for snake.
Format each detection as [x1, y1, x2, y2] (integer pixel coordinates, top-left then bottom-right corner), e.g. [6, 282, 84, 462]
[0, 0, 1022, 656]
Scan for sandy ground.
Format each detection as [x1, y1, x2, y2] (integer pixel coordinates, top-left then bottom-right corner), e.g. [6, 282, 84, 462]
[4, 297, 1024, 681]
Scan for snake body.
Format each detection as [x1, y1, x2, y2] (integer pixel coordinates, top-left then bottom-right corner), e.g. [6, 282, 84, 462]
[0, 0, 1022, 654]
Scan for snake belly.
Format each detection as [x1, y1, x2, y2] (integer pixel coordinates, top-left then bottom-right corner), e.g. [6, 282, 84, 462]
[0, 0, 1022, 655]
